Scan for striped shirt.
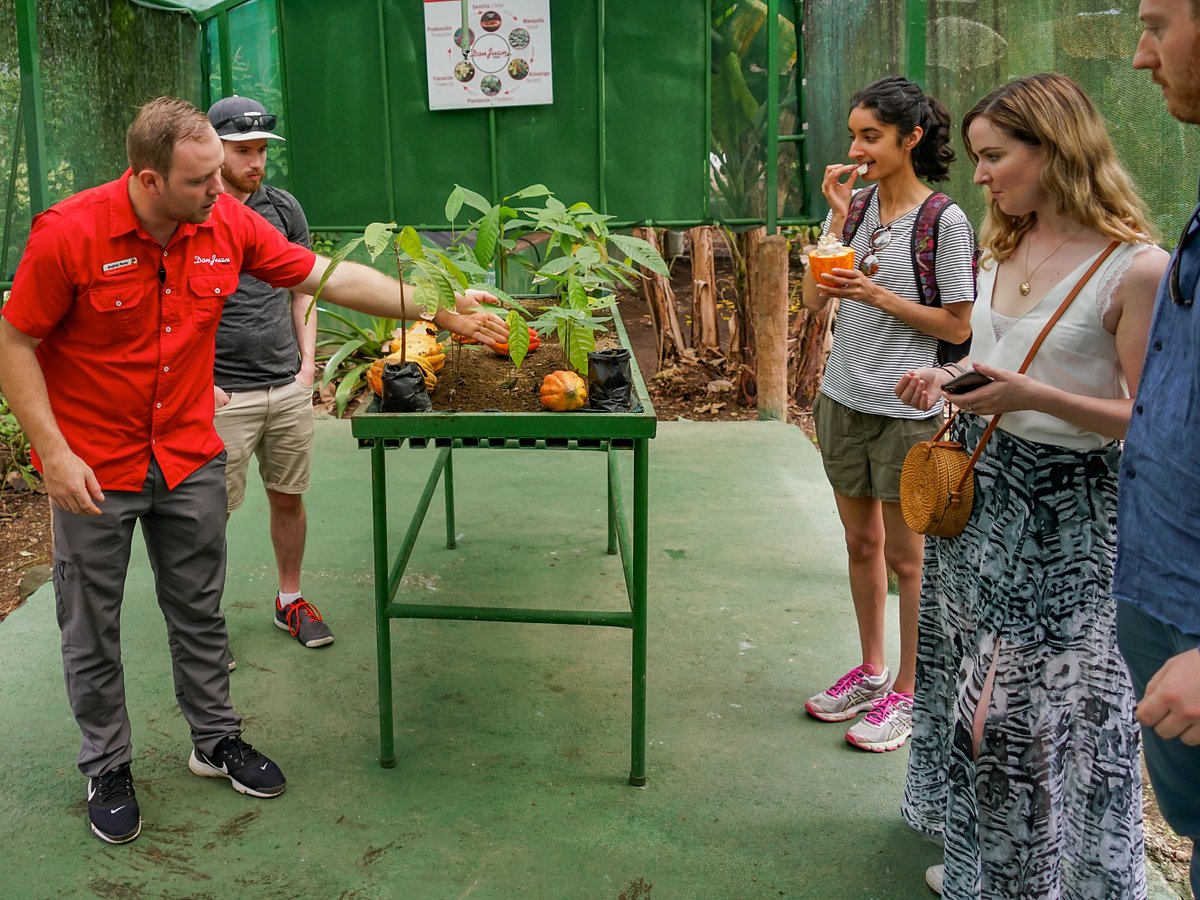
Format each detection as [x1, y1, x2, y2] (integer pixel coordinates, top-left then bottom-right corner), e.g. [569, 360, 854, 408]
[819, 190, 976, 419]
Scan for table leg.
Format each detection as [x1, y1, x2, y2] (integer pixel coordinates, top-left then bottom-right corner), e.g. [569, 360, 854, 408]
[444, 447, 456, 549]
[606, 446, 618, 556]
[371, 439, 397, 768]
[629, 437, 649, 786]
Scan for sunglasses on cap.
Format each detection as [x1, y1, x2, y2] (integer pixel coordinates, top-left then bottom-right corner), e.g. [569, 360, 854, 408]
[214, 113, 277, 133]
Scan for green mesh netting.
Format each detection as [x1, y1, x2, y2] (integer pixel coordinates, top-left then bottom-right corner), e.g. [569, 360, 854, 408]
[0, 0, 201, 280]
[204, 0, 288, 185]
[801, 0, 1199, 245]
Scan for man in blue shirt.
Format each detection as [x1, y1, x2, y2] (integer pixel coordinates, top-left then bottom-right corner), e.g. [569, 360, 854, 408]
[1115, 1, 1200, 895]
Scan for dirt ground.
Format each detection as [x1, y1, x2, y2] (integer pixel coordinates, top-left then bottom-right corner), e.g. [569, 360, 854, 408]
[0, 243, 1190, 893]
[0, 490, 51, 621]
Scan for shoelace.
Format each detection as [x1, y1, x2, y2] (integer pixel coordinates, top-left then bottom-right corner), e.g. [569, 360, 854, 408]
[215, 735, 261, 768]
[864, 692, 911, 725]
[283, 598, 323, 636]
[826, 666, 869, 698]
[94, 767, 134, 803]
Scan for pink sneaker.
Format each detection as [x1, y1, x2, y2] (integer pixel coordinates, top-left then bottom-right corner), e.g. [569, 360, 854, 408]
[804, 665, 892, 722]
[845, 691, 913, 752]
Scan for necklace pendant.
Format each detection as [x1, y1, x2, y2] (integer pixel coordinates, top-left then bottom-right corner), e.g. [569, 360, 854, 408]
[1018, 281, 1031, 296]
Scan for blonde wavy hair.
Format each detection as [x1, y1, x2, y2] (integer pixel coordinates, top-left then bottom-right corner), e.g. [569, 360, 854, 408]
[962, 73, 1156, 264]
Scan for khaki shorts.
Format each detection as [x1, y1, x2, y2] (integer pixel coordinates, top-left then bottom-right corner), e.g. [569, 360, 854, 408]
[812, 392, 940, 502]
[214, 379, 315, 512]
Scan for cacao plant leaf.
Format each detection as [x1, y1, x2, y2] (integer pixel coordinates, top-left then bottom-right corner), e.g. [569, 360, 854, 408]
[411, 276, 438, 312]
[397, 225, 425, 260]
[567, 323, 595, 375]
[430, 250, 468, 288]
[536, 255, 576, 277]
[567, 276, 588, 309]
[445, 185, 465, 223]
[608, 233, 669, 277]
[474, 207, 501, 268]
[417, 263, 459, 311]
[454, 184, 493, 215]
[505, 309, 530, 369]
[363, 222, 397, 260]
[508, 183, 551, 199]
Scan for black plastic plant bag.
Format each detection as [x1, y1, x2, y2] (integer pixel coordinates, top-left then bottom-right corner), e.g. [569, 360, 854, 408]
[380, 361, 432, 412]
[586, 348, 633, 412]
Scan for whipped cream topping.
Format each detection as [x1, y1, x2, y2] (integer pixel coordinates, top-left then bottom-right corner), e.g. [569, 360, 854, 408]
[813, 233, 849, 257]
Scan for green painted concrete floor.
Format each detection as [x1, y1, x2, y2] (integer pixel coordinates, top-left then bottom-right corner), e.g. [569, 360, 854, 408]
[0, 419, 1181, 899]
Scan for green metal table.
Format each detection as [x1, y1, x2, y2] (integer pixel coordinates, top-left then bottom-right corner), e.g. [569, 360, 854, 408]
[351, 310, 657, 786]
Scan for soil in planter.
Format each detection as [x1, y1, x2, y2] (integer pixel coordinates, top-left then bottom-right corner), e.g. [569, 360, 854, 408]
[430, 332, 621, 413]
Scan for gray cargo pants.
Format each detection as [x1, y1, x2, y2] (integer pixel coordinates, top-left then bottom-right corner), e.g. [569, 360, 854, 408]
[51, 455, 241, 777]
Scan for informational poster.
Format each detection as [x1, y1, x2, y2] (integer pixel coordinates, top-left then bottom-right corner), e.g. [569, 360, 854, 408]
[424, 0, 553, 110]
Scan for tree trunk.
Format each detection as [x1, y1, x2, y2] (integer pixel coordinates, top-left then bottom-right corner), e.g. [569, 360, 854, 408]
[754, 234, 789, 420]
[635, 227, 686, 368]
[688, 226, 720, 358]
[730, 226, 765, 405]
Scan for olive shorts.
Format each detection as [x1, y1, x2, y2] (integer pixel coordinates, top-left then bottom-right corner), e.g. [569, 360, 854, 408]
[812, 392, 941, 502]
[214, 378, 315, 512]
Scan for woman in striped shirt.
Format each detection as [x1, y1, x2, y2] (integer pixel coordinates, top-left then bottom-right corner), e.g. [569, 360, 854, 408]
[800, 76, 977, 753]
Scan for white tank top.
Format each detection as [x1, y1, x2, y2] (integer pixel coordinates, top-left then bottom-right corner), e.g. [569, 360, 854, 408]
[970, 241, 1143, 451]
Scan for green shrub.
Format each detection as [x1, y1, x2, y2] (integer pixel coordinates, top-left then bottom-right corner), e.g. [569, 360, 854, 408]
[0, 395, 38, 490]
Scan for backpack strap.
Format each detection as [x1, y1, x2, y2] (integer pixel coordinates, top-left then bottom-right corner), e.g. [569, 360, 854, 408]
[910, 191, 951, 307]
[841, 186, 876, 244]
[910, 191, 974, 364]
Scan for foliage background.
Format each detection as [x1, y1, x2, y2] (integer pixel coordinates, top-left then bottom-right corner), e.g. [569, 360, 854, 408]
[3, 0, 1199, 280]
[0, 0, 201, 282]
[800, 0, 1200, 244]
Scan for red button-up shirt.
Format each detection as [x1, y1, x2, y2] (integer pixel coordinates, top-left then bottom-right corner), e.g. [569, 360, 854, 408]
[2, 171, 316, 491]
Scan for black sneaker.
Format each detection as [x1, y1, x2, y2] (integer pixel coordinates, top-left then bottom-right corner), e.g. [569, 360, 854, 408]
[275, 597, 334, 648]
[188, 736, 286, 798]
[87, 763, 141, 844]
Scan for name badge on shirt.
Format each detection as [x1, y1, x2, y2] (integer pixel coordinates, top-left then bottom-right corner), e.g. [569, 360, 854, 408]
[101, 257, 138, 275]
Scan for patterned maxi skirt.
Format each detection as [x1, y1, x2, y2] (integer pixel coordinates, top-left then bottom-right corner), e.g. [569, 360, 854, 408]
[900, 414, 1145, 899]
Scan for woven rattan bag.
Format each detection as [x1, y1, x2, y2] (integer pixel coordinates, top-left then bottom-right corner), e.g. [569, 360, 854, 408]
[899, 414, 987, 537]
[899, 241, 1120, 538]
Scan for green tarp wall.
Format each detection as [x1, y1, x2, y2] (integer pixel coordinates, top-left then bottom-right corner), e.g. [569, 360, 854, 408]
[277, 1, 710, 230]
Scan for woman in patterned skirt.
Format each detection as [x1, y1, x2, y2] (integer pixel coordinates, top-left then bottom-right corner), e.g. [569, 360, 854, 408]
[894, 73, 1168, 898]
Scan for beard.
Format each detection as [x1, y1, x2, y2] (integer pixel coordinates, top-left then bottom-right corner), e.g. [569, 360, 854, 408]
[222, 166, 262, 195]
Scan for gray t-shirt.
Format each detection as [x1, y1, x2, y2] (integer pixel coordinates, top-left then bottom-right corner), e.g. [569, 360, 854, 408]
[213, 185, 312, 391]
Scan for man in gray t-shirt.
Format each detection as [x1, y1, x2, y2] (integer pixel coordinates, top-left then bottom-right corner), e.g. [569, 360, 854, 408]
[207, 96, 334, 654]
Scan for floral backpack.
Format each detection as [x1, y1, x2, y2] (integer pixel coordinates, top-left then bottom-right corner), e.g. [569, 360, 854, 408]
[842, 185, 975, 364]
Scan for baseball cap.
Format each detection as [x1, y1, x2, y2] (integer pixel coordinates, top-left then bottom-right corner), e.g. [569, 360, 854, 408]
[206, 95, 285, 142]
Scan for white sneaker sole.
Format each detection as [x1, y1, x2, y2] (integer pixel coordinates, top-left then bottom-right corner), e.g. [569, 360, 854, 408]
[188, 750, 286, 798]
[805, 698, 878, 723]
[91, 818, 141, 844]
[844, 729, 911, 753]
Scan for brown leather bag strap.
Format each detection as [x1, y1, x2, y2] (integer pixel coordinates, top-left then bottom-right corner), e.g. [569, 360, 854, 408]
[948, 240, 1121, 496]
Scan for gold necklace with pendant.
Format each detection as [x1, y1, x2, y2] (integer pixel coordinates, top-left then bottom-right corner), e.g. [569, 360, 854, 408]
[1019, 227, 1081, 296]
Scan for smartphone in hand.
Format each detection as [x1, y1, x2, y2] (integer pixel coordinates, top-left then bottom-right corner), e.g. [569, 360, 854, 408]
[941, 370, 994, 394]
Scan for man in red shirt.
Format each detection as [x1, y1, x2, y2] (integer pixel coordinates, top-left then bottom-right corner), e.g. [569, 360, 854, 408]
[0, 96, 505, 845]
